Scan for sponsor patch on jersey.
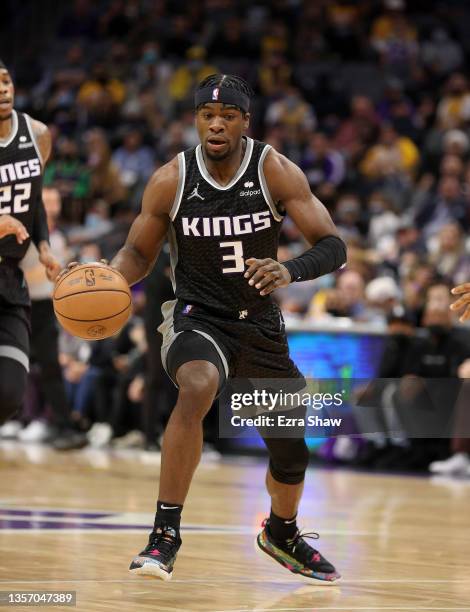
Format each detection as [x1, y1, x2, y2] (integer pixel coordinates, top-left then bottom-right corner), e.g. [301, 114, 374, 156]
[239, 188, 261, 197]
[18, 141, 34, 149]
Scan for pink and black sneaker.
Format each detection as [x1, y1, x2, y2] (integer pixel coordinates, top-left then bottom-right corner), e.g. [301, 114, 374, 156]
[255, 519, 341, 585]
[129, 524, 181, 580]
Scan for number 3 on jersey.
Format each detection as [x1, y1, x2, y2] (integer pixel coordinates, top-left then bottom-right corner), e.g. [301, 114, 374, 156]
[219, 240, 245, 274]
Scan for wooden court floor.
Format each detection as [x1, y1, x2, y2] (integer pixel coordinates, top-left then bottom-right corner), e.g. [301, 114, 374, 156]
[1, 441, 470, 612]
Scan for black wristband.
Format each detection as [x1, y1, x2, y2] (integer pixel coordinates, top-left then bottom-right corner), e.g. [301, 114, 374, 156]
[283, 235, 347, 282]
[32, 195, 50, 248]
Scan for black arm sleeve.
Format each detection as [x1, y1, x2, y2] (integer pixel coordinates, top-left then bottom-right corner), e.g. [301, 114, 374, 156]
[31, 192, 50, 248]
[283, 235, 347, 282]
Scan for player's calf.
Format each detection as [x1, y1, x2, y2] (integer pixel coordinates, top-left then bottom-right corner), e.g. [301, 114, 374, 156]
[0, 357, 27, 425]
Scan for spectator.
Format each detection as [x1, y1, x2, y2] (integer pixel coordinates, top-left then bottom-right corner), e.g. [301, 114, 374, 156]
[258, 51, 292, 98]
[44, 137, 89, 199]
[334, 95, 379, 159]
[300, 132, 345, 203]
[334, 193, 364, 241]
[324, 1, 363, 61]
[370, 0, 419, 81]
[439, 154, 464, 180]
[308, 269, 371, 322]
[112, 128, 155, 204]
[420, 27, 464, 79]
[395, 283, 470, 461]
[360, 122, 420, 180]
[77, 63, 126, 126]
[436, 73, 470, 130]
[265, 87, 316, 142]
[169, 46, 217, 111]
[442, 129, 470, 158]
[364, 276, 402, 325]
[84, 128, 127, 207]
[428, 222, 470, 285]
[367, 192, 401, 247]
[414, 175, 468, 241]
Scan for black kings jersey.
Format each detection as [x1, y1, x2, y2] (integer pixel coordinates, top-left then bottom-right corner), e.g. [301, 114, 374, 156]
[0, 110, 43, 260]
[169, 137, 285, 316]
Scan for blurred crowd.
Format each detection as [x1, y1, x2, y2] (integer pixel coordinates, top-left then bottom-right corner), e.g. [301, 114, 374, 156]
[0, 0, 470, 473]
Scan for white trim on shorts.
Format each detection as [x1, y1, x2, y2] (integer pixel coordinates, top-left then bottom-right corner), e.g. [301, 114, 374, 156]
[0, 344, 29, 372]
[191, 329, 229, 379]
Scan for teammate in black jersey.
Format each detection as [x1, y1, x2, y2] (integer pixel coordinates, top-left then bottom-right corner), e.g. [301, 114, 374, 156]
[66, 74, 347, 582]
[0, 60, 61, 428]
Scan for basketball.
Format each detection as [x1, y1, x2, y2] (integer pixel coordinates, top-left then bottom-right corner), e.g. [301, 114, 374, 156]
[53, 262, 132, 340]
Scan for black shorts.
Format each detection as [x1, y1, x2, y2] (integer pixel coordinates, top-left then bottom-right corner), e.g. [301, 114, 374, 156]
[159, 299, 303, 389]
[0, 298, 31, 371]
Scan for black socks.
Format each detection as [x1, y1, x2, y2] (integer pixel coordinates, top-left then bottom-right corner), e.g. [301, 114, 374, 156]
[155, 501, 183, 532]
[268, 509, 298, 541]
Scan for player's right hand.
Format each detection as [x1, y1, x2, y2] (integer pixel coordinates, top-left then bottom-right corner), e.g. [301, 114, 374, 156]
[450, 283, 470, 322]
[0, 214, 29, 244]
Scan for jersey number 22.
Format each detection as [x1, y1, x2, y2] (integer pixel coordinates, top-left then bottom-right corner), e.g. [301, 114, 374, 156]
[0, 183, 31, 214]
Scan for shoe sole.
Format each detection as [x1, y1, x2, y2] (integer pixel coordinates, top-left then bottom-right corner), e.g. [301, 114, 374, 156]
[254, 534, 341, 586]
[129, 559, 172, 581]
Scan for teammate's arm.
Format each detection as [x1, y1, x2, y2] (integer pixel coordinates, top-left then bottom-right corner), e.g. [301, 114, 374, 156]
[245, 150, 346, 295]
[110, 159, 177, 286]
[450, 283, 470, 322]
[30, 119, 61, 281]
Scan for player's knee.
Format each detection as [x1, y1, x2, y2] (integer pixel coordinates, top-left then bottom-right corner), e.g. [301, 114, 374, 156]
[175, 360, 219, 419]
[264, 437, 309, 485]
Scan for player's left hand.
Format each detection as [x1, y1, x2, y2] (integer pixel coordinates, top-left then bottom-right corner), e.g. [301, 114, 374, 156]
[244, 257, 291, 296]
[38, 244, 62, 282]
[450, 283, 470, 322]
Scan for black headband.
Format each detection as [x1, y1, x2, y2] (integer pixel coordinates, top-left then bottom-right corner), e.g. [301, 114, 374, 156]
[195, 86, 250, 113]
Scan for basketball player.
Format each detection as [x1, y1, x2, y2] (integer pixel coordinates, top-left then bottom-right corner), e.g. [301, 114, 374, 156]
[103, 75, 346, 583]
[451, 283, 470, 322]
[0, 60, 61, 427]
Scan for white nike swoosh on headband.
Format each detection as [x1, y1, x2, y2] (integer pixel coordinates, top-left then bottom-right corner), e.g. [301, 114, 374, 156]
[161, 505, 180, 510]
